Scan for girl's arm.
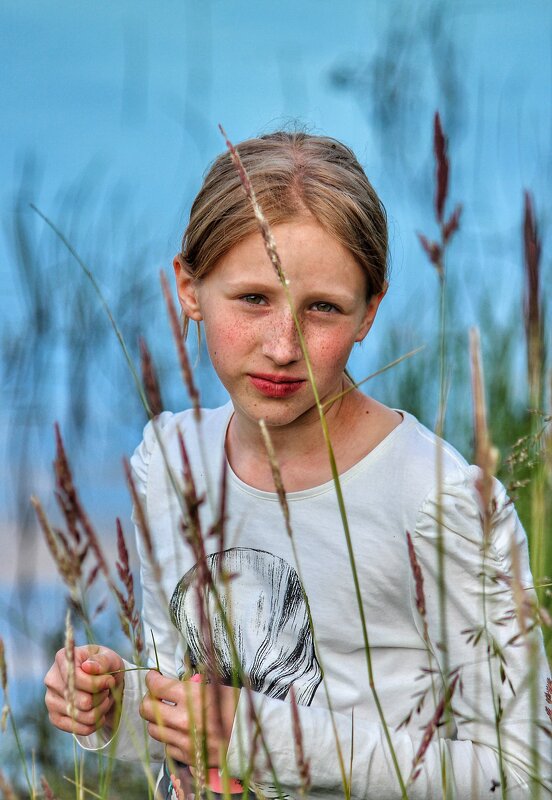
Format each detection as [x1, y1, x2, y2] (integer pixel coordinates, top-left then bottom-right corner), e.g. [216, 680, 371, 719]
[225, 470, 551, 799]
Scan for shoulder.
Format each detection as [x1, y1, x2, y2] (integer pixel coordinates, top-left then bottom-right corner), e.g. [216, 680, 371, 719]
[129, 403, 233, 493]
[397, 414, 525, 571]
[387, 411, 472, 511]
[394, 413, 521, 547]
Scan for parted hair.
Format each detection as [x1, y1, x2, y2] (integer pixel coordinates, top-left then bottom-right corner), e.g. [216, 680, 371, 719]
[179, 131, 388, 298]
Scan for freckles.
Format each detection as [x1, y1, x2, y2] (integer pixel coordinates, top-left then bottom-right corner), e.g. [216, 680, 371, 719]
[207, 322, 256, 360]
[309, 331, 353, 362]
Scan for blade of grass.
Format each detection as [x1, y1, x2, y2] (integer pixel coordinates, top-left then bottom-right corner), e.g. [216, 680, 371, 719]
[29, 204, 152, 418]
[220, 124, 408, 799]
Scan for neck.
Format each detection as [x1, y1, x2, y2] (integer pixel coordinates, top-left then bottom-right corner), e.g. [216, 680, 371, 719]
[225, 381, 365, 490]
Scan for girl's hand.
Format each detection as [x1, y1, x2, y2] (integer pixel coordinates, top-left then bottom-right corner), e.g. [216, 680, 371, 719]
[44, 644, 124, 736]
[140, 670, 240, 767]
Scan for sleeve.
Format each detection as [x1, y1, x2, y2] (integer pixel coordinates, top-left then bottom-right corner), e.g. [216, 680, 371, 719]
[77, 412, 179, 763]
[225, 468, 552, 799]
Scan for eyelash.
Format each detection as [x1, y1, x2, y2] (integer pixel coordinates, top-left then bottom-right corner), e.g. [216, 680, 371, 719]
[311, 301, 338, 313]
[240, 295, 339, 313]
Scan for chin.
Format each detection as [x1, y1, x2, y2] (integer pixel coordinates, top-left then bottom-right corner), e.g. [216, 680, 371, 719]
[250, 402, 318, 429]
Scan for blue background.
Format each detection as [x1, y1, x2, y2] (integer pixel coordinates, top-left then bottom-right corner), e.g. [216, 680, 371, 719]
[1, 0, 551, 712]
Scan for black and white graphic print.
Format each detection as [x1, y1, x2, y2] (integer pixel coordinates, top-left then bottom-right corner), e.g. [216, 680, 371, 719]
[169, 547, 322, 704]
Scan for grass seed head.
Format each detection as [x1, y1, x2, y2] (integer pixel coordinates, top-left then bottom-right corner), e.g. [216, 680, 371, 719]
[40, 776, 58, 800]
[433, 111, 449, 224]
[54, 425, 111, 583]
[64, 609, 76, 727]
[406, 531, 426, 621]
[139, 336, 164, 418]
[469, 328, 499, 539]
[523, 190, 544, 405]
[289, 686, 311, 796]
[259, 420, 292, 538]
[0, 638, 7, 695]
[115, 518, 143, 657]
[219, 124, 288, 289]
[409, 673, 459, 783]
[160, 270, 201, 421]
[124, 458, 161, 586]
[0, 771, 18, 800]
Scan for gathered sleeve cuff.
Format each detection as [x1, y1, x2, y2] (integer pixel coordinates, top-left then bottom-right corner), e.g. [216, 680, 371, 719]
[75, 658, 165, 763]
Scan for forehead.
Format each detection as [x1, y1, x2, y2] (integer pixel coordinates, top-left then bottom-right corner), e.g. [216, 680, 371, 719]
[210, 218, 366, 286]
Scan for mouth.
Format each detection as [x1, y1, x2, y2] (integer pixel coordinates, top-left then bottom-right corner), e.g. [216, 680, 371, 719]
[248, 373, 306, 398]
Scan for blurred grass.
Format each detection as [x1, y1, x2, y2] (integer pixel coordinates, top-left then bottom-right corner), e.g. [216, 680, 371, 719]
[1, 172, 549, 797]
[2, 75, 550, 797]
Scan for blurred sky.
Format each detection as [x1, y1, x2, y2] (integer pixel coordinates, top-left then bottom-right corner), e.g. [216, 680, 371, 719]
[1, 0, 551, 588]
[3, 1, 551, 292]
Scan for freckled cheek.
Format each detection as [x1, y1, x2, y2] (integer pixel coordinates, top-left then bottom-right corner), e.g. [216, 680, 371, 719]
[203, 322, 257, 363]
[307, 332, 355, 372]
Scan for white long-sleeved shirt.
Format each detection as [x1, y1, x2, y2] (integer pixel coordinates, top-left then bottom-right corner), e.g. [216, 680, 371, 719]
[80, 404, 552, 799]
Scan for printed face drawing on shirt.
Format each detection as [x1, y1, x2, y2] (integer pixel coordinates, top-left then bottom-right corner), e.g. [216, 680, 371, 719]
[169, 547, 322, 706]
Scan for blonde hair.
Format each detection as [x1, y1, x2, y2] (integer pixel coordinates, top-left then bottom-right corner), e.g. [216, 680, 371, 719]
[180, 131, 388, 314]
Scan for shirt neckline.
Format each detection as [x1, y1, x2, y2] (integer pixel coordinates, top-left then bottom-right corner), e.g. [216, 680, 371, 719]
[221, 404, 415, 502]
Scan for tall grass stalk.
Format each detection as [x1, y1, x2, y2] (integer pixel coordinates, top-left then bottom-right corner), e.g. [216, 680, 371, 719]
[522, 191, 546, 800]
[417, 111, 462, 799]
[258, 419, 351, 798]
[29, 149, 446, 800]
[469, 328, 507, 800]
[26, 209, 289, 796]
[0, 638, 34, 799]
[220, 124, 408, 799]
[13, 121, 549, 799]
[522, 192, 547, 597]
[29, 204, 152, 419]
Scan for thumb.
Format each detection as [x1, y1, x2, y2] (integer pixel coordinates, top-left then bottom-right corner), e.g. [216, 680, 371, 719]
[78, 643, 101, 670]
[81, 648, 121, 677]
[73, 643, 99, 667]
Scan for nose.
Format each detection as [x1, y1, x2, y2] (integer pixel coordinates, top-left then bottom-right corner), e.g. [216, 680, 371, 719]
[262, 308, 302, 365]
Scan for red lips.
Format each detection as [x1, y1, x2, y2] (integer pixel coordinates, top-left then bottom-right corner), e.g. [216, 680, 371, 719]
[248, 373, 305, 398]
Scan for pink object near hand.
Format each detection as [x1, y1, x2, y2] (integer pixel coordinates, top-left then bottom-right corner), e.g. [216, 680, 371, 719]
[190, 674, 243, 794]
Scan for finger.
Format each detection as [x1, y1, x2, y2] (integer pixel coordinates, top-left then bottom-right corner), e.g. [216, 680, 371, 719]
[48, 711, 107, 737]
[140, 695, 184, 728]
[146, 670, 186, 705]
[46, 686, 110, 713]
[49, 702, 110, 730]
[44, 663, 63, 691]
[72, 657, 120, 693]
[73, 688, 110, 712]
[72, 671, 115, 694]
[75, 644, 101, 663]
[53, 647, 115, 694]
[166, 743, 192, 766]
[55, 644, 100, 673]
[45, 661, 113, 698]
[46, 689, 109, 735]
[145, 721, 189, 752]
[46, 690, 113, 726]
[81, 649, 122, 679]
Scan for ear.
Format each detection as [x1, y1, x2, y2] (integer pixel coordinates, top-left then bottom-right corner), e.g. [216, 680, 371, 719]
[173, 255, 203, 321]
[355, 283, 387, 342]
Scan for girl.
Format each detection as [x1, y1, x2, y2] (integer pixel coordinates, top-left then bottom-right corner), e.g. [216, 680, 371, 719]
[45, 132, 551, 799]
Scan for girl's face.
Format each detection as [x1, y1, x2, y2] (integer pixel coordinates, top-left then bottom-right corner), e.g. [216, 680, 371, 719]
[174, 217, 384, 431]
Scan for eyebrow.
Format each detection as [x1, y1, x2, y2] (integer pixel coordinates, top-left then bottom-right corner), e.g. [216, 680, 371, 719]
[225, 279, 276, 291]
